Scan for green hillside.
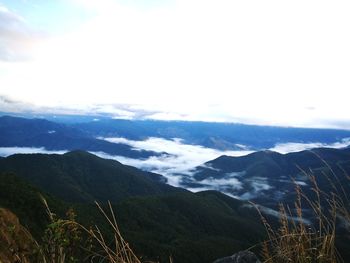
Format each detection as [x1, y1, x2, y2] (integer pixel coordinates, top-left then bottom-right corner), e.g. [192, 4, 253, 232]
[0, 151, 183, 203]
[0, 168, 265, 263]
[114, 190, 265, 263]
[0, 172, 66, 238]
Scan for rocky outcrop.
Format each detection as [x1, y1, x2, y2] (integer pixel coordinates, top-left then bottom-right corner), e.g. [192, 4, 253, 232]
[0, 208, 36, 263]
[213, 251, 261, 263]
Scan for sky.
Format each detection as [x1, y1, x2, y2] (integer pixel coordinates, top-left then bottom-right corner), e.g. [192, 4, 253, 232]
[0, 0, 350, 128]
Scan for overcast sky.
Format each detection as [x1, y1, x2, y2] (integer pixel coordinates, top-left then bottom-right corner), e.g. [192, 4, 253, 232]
[0, 0, 349, 128]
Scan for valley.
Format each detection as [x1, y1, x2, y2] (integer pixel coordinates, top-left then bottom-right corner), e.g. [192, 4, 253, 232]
[0, 114, 350, 262]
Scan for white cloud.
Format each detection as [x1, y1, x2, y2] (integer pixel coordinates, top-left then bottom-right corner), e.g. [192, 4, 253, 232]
[245, 204, 311, 224]
[105, 137, 250, 165]
[0, 1, 350, 128]
[0, 147, 67, 157]
[269, 138, 350, 154]
[1, 136, 348, 199]
[251, 180, 271, 192]
[0, 136, 251, 188]
[200, 177, 243, 191]
[95, 136, 350, 193]
[101, 137, 252, 185]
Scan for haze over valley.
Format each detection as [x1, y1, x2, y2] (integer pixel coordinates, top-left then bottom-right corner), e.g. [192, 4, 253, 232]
[1, 115, 350, 200]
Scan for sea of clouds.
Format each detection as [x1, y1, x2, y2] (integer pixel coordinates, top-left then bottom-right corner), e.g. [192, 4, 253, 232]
[0, 137, 349, 196]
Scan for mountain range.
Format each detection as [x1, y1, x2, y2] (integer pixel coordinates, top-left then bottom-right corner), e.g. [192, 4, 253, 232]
[0, 115, 160, 158]
[183, 147, 350, 210]
[0, 152, 266, 263]
[1, 114, 350, 262]
[0, 150, 181, 203]
[2, 115, 350, 153]
[71, 118, 350, 150]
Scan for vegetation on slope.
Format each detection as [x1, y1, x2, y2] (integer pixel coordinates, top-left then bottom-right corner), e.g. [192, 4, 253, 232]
[190, 148, 350, 208]
[0, 151, 182, 203]
[0, 171, 265, 263]
[1, 150, 350, 262]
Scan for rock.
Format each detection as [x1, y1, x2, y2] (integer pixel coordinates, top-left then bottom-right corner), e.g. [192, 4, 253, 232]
[0, 208, 36, 263]
[213, 251, 261, 263]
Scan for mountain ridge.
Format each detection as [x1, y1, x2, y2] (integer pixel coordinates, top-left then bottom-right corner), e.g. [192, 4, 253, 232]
[0, 115, 162, 159]
[185, 147, 350, 208]
[0, 170, 266, 263]
[0, 150, 183, 203]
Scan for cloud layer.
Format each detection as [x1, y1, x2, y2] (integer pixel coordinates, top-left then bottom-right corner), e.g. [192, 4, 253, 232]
[0, 147, 66, 156]
[101, 137, 252, 185]
[0, 134, 350, 200]
[100, 136, 350, 190]
[270, 138, 350, 154]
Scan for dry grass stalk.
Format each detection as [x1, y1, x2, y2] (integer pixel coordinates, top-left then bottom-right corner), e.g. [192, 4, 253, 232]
[78, 201, 142, 263]
[258, 159, 350, 263]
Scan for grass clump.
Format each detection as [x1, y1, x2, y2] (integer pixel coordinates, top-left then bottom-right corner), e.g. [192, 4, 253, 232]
[258, 159, 350, 263]
[39, 200, 142, 263]
[39, 198, 86, 263]
[79, 201, 142, 263]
